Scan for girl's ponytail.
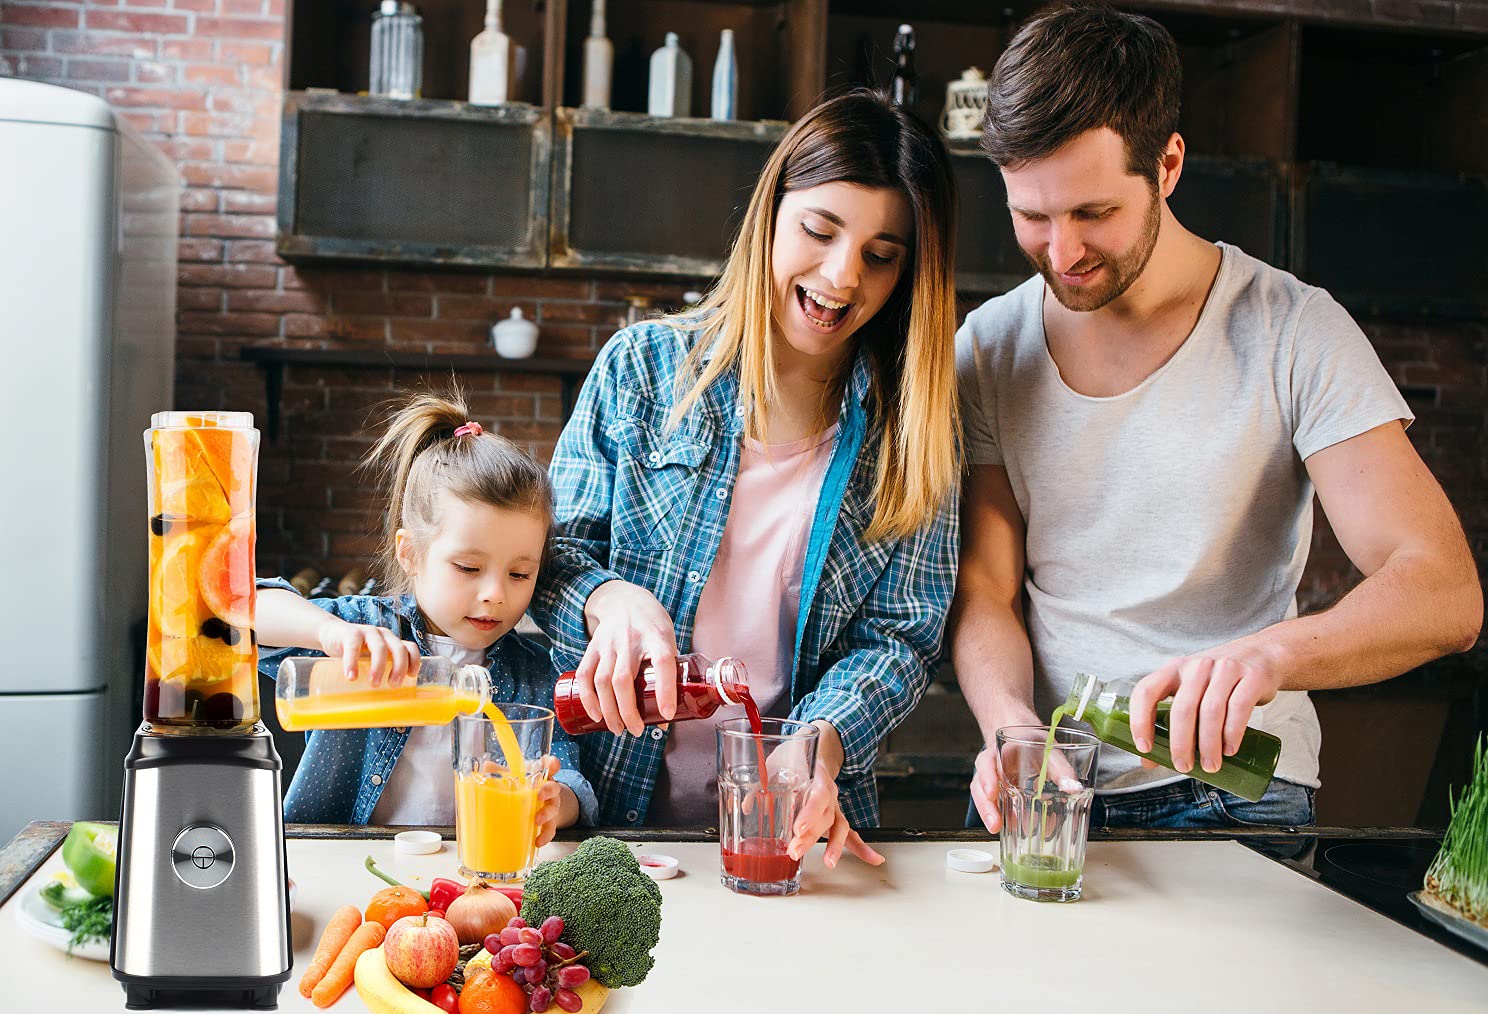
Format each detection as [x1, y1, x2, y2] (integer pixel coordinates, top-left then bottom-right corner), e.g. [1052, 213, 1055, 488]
[361, 389, 552, 594]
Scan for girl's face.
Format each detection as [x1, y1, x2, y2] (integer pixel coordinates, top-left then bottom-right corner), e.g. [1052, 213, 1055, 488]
[395, 492, 548, 652]
[771, 181, 913, 371]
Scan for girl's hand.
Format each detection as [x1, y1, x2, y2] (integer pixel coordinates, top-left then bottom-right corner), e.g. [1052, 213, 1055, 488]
[786, 759, 885, 869]
[532, 756, 575, 849]
[578, 580, 680, 736]
[316, 618, 419, 687]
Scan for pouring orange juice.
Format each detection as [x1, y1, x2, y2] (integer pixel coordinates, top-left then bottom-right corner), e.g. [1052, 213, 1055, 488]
[274, 655, 489, 731]
[454, 704, 553, 881]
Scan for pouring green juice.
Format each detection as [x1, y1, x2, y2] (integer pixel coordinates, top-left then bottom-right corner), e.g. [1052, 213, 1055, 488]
[1034, 672, 1282, 803]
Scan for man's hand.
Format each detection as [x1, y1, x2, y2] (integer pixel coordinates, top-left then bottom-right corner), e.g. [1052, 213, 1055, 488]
[1129, 652, 1282, 774]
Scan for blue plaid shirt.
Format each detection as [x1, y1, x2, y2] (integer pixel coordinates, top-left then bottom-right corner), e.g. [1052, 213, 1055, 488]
[529, 322, 960, 828]
[255, 577, 598, 826]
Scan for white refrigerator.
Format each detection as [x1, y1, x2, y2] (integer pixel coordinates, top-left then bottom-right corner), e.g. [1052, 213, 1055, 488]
[0, 79, 180, 844]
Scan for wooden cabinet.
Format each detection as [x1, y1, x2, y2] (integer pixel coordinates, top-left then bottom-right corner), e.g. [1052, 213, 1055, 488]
[278, 0, 1488, 316]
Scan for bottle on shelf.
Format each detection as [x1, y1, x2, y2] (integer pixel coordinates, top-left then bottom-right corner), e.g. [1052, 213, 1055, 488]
[369, 1, 423, 100]
[890, 23, 917, 110]
[337, 566, 368, 597]
[491, 307, 539, 358]
[582, 0, 613, 109]
[1063, 671, 1282, 803]
[711, 28, 737, 121]
[648, 32, 693, 118]
[290, 567, 321, 597]
[468, 0, 512, 105]
[553, 654, 751, 735]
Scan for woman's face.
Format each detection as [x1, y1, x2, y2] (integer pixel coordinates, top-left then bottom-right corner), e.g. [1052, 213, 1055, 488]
[771, 181, 913, 370]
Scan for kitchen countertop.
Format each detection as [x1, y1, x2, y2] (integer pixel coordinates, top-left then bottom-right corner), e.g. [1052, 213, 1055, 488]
[3, 823, 1485, 1013]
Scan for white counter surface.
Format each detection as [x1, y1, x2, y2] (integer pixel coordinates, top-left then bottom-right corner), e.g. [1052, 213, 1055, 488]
[2, 834, 1485, 1013]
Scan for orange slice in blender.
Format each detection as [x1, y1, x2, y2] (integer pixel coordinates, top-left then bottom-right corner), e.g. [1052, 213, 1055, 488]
[199, 516, 255, 629]
[187, 428, 254, 517]
[157, 632, 243, 685]
[153, 430, 233, 522]
[151, 525, 221, 639]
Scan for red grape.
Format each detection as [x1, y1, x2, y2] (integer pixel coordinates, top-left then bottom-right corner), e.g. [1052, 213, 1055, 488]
[528, 959, 547, 984]
[556, 966, 590, 989]
[539, 916, 565, 944]
[554, 988, 583, 1013]
[500, 926, 523, 946]
[518, 927, 543, 947]
[512, 943, 543, 967]
[529, 986, 553, 1012]
[550, 942, 577, 961]
[508, 916, 527, 929]
[484, 933, 503, 955]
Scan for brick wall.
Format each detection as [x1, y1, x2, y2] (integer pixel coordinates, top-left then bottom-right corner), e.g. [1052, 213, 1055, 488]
[3, 0, 1486, 614]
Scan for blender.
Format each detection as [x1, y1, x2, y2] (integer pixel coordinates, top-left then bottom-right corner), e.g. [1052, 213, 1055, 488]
[111, 412, 291, 1009]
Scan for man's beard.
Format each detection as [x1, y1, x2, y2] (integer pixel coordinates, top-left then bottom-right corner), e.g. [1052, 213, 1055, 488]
[1026, 193, 1162, 312]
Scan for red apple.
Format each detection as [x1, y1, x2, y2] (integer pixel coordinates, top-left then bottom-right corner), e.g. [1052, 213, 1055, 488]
[384, 913, 460, 988]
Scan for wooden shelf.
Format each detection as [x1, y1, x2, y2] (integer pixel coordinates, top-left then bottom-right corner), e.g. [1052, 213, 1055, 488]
[240, 345, 594, 441]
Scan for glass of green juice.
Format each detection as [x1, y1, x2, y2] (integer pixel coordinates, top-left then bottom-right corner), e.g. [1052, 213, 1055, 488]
[995, 725, 1100, 902]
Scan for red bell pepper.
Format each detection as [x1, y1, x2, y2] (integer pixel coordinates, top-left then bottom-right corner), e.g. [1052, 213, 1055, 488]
[429, 877, 465, 913]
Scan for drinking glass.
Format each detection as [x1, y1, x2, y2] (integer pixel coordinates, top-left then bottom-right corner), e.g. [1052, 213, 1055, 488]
[717, 718, 818, 896]
[995, 725, 1100, 902]
[453, 704, 553, 881]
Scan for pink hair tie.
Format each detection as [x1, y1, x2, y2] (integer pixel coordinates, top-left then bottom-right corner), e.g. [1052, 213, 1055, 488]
[453, 421, 483, 437]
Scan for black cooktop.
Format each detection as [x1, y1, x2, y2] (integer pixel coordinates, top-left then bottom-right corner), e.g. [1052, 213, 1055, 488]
[1242, 832, 1486, 966]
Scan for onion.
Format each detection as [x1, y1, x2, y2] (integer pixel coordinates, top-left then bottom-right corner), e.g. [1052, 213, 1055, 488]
[444, 880, 518, 944]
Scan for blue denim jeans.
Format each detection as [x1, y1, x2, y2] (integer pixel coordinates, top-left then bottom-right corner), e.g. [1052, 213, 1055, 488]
[966, 777, 1315, 831]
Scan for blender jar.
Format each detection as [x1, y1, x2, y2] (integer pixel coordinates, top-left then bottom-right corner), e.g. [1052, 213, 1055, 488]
[144, 411, 259, 731]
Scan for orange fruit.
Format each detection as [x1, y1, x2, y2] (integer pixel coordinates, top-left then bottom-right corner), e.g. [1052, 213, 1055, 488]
[457, 966, 526, 1014]
[156, 633, 247, 686]
[365, 886, 427, 931]
[199, 516, 255, 628]
[151, 526, 220, 638]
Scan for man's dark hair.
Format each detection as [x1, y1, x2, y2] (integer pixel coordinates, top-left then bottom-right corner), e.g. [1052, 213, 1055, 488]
[982, 4, 1182, 184]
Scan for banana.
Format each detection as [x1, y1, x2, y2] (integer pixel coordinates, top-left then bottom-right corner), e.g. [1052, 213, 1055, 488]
[354, 946, 443, 1014]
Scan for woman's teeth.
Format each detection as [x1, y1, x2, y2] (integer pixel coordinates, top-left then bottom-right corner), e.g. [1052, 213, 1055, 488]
[797, 285, 850, 329]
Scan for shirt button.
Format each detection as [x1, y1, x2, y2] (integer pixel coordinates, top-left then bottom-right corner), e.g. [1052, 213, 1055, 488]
[647, 451, 661, 465]
[625, 809, 639, 823]
[687, 570, 701, 583]
[650, 727, 664, 740]
[714, 488, 727, 500]
[370, 774, 383, 786]
[395, 727, 408, 734]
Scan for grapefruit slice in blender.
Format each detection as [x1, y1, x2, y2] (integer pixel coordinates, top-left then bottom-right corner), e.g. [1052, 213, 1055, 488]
[151, 525, 220, 638]
[199, 516, 255, 629]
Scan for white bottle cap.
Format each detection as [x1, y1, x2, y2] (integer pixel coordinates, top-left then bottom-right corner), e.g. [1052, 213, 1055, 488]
[636, 854, 679, 880]
[945, 847, 996, 874]
[394, 830, 444, 856]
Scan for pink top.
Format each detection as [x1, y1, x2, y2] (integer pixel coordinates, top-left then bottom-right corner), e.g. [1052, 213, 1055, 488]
[649, 424, 838, 825]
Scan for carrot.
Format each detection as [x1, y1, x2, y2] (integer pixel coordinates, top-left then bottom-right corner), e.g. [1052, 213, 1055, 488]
[310, 919, 386, 1008]
[299, 904, 363, 998]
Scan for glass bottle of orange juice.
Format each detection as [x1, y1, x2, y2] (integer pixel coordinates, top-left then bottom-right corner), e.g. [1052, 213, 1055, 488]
[274, 655, 490, 731]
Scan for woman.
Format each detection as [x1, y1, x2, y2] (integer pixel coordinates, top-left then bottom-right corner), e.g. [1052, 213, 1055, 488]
[530, 90, 960, 869]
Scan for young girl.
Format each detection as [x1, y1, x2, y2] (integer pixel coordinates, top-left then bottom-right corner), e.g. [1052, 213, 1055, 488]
[256, 392, 596, 840]
[531, 90, 960, 868]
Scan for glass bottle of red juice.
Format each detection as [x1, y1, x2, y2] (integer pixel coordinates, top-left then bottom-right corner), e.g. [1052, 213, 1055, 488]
[554, 653, 751, 735]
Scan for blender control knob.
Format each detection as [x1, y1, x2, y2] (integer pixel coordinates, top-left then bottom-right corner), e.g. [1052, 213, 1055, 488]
[170, 825, 235, 889]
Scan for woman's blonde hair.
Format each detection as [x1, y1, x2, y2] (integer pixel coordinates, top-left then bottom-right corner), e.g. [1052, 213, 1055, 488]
[363, 390, 553, 594]
[667, 90, 960, 541]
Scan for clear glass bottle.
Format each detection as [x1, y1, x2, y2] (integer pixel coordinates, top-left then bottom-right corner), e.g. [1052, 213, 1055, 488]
[1064, 671, 1281, 802]
[275, 655, 490, 731]
[554, 653, 750, 735]
[370, 1, 423, 100]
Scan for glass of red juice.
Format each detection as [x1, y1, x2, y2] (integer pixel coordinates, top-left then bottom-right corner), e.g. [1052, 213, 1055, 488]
[716, 718, 818, 896]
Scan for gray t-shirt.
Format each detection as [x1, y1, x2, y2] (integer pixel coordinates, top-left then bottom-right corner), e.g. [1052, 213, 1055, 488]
[955, 243, 1412, 794]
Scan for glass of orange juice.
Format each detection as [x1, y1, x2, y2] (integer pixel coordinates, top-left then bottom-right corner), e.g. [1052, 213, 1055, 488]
[454, 704, 553, 881]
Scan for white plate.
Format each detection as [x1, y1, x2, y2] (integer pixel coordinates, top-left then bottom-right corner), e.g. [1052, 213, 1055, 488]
[13, 877, 297, 964]
[13, 884, 110, 962]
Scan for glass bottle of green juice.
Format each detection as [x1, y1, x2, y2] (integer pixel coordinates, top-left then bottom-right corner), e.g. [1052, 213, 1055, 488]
[1063, 672, 1282, 802]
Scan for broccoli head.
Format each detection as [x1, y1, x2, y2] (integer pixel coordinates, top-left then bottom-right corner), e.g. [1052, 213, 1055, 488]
[520, 836, 663, 988]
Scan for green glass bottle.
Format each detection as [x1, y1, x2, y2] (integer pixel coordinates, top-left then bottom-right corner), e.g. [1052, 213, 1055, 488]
[1064, 672, 1282, 803]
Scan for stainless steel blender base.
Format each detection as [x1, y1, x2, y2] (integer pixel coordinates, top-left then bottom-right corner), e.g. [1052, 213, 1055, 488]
[112, 723, 292, 1008]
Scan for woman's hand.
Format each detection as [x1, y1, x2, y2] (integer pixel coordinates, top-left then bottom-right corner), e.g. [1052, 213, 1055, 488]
[577, 580, 680, 736]
[785, 721, 884, 869]
[533, 756, 577, 849]
[316, 618, 419, 687]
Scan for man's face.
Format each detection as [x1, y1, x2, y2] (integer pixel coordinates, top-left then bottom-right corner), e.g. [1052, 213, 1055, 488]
[1001, 127, 1164, 312]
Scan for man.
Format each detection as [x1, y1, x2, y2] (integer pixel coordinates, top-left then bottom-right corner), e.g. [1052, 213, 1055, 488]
[953, 4, 1482, 830]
